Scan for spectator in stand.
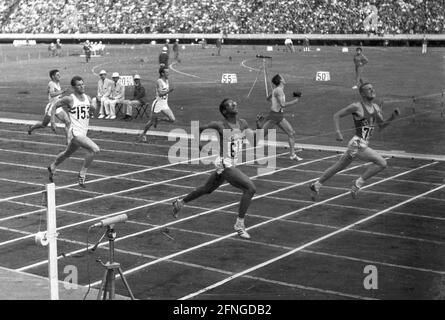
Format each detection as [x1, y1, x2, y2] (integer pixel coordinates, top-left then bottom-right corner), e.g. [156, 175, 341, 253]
[122, 74, 148, 120]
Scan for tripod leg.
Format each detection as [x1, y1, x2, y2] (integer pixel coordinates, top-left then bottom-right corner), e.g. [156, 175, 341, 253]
[96, 270, 108, 300]
[118, 267, 135, 300]
[110, 269, 116, 300]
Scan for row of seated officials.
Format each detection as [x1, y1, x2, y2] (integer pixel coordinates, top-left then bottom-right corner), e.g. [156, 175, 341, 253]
[91, 70, 149, 120]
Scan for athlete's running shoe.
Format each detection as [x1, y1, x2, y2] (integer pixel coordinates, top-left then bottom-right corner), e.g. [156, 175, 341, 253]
[78, 175, 86, 188]
[309, 181, 320, 201]
[234, 221, 251, 239]
[47, 166, 54, 183]
[290, 153, 303, 161]
[138, 135, 147, 143]
[172, 199, 184, 219]
[350, 180, 361, 199]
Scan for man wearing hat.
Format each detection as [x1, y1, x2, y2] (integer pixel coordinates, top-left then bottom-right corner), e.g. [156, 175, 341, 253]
[159, 46, 169, 67]
[122, 74, 148, 120]
[103, 72, 125, 120]
[83, 40, 92, 63]
[94, 70, 114, 119]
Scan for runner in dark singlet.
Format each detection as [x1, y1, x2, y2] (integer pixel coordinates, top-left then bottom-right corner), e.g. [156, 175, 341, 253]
[171, 98, 257, 239]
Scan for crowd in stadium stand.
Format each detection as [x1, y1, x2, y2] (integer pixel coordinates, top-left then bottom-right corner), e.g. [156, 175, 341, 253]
[1, 0, 444, 34]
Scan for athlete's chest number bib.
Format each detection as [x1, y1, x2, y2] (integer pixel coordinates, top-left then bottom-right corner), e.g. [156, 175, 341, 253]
[361, 126, 374, 141]
[74, 105, 89, 119]
[228, 137, 244, 159]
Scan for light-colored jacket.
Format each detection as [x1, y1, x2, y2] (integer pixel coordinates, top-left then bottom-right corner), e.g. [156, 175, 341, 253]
[110, 80, 125, 100]
[97, 78, 113, 98]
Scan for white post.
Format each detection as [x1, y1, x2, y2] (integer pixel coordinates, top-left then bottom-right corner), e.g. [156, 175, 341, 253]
[263, 59, 269, 97]
[46, 183, 59, 300]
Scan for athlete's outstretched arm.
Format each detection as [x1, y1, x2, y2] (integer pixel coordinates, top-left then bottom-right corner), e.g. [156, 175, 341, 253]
[333, 104, 360, 141]
[244, 128, 257, 148]
[376, 106, 399, 130]
[50, 96, 72, 131]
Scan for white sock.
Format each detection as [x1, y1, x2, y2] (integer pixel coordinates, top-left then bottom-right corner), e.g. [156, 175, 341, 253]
[236, 218, 245, 226]
[79, 168, 87, 178]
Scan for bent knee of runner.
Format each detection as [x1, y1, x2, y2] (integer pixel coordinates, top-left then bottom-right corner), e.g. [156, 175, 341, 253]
[245, 182, 256, 196]
[377, 158, 387, 170]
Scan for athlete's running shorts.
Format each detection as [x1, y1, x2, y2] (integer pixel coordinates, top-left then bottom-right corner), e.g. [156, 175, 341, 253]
[214, 156, 236, 174]
[345, 135, 369, 158]
[151, 99, 171, 114]
[266, 110, 284, 124]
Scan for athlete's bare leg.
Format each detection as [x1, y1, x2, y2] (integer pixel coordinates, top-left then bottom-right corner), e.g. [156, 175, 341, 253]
[28, 115, 51, 134]
[310, 152, 353, 201]
[354, 147, 387, 188]
[222, 167, 256, 219]
[278, 118, 302, 159]
[156, 108, 175, 123]
[73, 135, 100, 177]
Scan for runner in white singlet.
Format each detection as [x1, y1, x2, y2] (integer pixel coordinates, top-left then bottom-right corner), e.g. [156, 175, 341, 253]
[47, 76, 100, 188]
[138, 66, 176, 142]
[28, 69, 71, 142]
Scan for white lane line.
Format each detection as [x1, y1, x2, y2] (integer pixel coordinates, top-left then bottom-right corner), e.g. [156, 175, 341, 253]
[0, 138, 232, 204]
[0, 148, 200, 174]
[256, 177, 445, 203]
[9, 191, 445, 278]
[1, 151, 310, 247]
[15, 154, 347, 271]
[169, 61, 206, 79]
[179, 163, 442, 300]
[6, 171, 443, 247]
[83, 161, 437, 287]
[3, 118, 445, 161]
[0, 128, 176, 149]
[0, 149, 290, 224]
[0, 137, 172, 159]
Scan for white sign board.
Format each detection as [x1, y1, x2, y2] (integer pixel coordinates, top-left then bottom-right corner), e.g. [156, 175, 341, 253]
[266, 46, 273, 52]
[221, 73, 238, 84]
[120, 76, 135, 86]
[315, 71, 331, 81]
[342, 47, 349, 53]
[13, 40, 36, 47]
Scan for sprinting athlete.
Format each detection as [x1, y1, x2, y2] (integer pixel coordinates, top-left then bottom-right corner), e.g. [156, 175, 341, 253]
[138, 66, 175, 142]
[47, 76, 100, 188]
[172, 98, 257, 239]
[28, 69, 70, 141]
[257, 73, 303, 161]
[310, 82, 399, 200]
[352, 47, 368, 89]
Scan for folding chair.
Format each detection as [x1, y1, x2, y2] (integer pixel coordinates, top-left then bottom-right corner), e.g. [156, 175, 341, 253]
[115, 102, 124, 117]
[135, 102, 150, 118]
